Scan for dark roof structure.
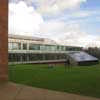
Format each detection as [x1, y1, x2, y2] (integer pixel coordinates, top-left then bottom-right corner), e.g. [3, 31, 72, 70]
[68, 51, 99, 65]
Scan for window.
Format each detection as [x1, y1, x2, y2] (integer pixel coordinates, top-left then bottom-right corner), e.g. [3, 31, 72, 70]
[8, 42, 21, 50]
[23, 43, 27, 50]
[29, 44, 40, 50]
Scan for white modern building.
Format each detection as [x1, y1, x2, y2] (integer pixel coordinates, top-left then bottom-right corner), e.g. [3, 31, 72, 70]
[8, 34, 82, 64]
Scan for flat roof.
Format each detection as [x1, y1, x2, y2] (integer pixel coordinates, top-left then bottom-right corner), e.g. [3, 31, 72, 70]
[8, 34, 44, 41]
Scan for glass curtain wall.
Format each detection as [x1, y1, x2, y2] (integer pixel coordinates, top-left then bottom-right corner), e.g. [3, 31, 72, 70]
[8, 42, 21, 50]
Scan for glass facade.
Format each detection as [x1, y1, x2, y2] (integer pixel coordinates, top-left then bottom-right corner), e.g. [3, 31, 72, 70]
[40, 45, 57, 51]
[23, 43, 27, 50]
[8, 42, 81, 51]
[8, 42, 21, 50]
[9, 53, 66, 63]
[29, 44, 40, 50]
[8, 42, 82, 63]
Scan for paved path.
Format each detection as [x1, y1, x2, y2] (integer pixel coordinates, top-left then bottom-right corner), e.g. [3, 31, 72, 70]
[0, 82, 100, 100]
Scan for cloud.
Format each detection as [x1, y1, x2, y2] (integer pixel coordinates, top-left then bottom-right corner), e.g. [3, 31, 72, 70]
[72, 11, 92, 18]
[8, 0, 100, 47]
[95, 16, 100, 22]
[39, 21, 66, 35]
[38, 20, 99, 47]
[9, 1, 43, 36]
[95, 36, 100, 41]
[36, 0, 87, 14]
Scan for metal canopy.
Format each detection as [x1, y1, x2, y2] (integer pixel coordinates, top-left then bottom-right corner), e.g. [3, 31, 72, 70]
[69, 51, 98, 62]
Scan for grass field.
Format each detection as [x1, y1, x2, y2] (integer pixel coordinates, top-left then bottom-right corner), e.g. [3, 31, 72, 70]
[9, 63, 100, 98]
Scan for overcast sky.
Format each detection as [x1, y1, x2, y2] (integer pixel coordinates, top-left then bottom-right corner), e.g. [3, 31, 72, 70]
[9, 0, 100, 47]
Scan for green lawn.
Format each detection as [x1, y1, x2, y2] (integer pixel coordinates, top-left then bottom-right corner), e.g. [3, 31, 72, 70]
[9, 63, 100, 98]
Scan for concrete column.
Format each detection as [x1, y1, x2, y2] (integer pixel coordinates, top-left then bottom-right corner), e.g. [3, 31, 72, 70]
[0, 0, 8, 81]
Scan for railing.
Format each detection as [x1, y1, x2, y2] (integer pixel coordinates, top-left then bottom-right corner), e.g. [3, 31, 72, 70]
[8, 50, 79, 54]
[8, 59, 66, 65]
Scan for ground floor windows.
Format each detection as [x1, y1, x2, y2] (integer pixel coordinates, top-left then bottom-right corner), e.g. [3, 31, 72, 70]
[9, 53, 66, 63]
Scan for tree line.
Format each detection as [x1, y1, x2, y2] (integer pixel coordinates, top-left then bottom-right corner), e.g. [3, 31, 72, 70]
[84, 47, 100, 60]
